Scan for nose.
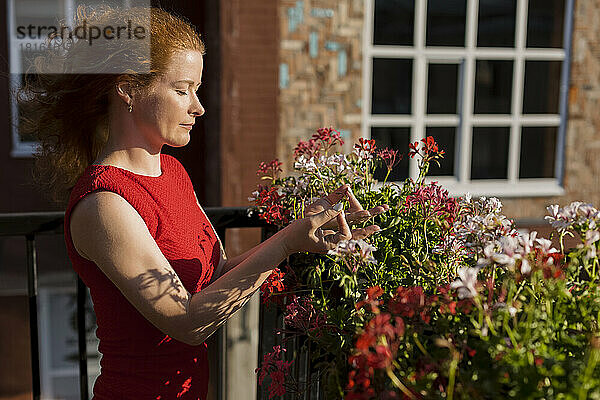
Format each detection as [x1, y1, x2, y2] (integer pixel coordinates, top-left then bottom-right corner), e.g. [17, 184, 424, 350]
[190, 92, 205, 117]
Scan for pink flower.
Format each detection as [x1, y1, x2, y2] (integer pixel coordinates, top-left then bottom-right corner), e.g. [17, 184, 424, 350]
[377, 148, 401, 172]
[257, 159, 283, 180]
[403, 182, 458, 225]
[284, 295, 327, 335]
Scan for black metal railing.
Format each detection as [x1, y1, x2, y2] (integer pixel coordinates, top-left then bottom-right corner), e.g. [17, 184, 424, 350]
[0, 208, 277, 400]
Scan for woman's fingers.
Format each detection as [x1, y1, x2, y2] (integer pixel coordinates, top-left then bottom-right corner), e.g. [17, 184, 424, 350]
[322, 184, 349, 207]
[351, 225, 381, 240]
[346, 187, 364, 213]
[325, 210, 352, 245]
[304, 184, 349, 216]
[309, 203, 344, 230]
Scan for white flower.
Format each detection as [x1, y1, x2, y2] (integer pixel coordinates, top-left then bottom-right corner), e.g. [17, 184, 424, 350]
[328, 239, 378, 265]
[450, 267, 480, 299]
[585, 230, 600, 246]
[520, 259, 531, 274]
[294, 155, 318, 173]
[247, 190, 260, 202]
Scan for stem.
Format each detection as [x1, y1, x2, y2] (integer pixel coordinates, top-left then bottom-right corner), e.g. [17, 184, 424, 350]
[447, 351, 459, 400]
[317, 268, 328, 311]
[384, 168, 391, 185]
[413, 333, 430, 357]
[386, 368, 416, 400]
[424, 219, 429, 255]
[578, 346, 600, 400]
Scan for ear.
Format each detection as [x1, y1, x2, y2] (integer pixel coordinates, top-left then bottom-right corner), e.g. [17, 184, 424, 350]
[115, 80, 133, 105]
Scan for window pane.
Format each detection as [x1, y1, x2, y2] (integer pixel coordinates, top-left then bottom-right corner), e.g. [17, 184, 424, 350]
[372, 58, 412, 114]
[426, 0, 467, 46]
[471, 127, 509, 179]
[474, 60, 513, 114]
[477, 0, 517, 47]
[371, 127, 410, 182]
[374, 0, 414, 45]
[527, 0, 565, 48]
[427, 64, 458, 114]
[15, 0, 64, 34]
[425, 127, 455, 176]
[523, 61, 562, 114]
[519, 127, 557, 178]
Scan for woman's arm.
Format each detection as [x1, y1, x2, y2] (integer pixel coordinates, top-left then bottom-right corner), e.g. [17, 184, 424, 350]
[70, 189, 349, 346]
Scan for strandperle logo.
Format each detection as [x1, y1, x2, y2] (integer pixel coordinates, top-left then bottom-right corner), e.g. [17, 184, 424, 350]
[16, 19, 147, 45]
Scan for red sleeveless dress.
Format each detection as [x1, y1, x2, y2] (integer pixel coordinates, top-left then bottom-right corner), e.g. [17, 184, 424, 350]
[63, 153, 222, 400]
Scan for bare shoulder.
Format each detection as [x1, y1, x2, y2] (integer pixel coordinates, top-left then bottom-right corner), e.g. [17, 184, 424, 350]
[69, 190, 150, 264]
[69, 190, 196, 344]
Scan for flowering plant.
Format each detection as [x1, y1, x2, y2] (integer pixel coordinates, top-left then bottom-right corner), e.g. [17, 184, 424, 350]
[250, 128, 600, 399]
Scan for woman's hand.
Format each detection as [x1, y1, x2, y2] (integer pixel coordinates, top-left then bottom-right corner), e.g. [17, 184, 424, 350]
[316, 186, 389, 237]
[280, 185, 388, 255]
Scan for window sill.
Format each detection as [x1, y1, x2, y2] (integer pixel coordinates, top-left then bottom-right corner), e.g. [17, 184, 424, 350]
[421, 178, 565, 198]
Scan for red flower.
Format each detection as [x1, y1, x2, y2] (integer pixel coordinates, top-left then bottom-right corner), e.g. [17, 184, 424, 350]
[253, 186, 291, 225]
[293, 127, 344, 159]
[354, 138, 377, 159]
[260, 268, 286, 305]
[293, 138, 320, 159]
[408, 141, 419, 159]
[255, 345, 293, 398]
[313, 127, 344, 148]
[355, 285, 384, 313]
[535, 357, 544, 367]
[407, 136, 445, 161]
[389, 286, 432, 323]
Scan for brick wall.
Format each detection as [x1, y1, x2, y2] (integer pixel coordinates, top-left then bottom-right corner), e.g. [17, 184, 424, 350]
[278, 0, 364, 171]
[220, 0, 279, 208]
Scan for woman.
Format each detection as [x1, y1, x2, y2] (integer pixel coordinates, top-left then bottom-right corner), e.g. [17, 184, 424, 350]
[22, 5, 386, 399]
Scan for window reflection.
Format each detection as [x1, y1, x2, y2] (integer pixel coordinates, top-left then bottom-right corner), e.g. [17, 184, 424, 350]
[374, 0, 414, 46]
[426, 0, 467, 46]
[372, 58, 412, 114]
[520, 127, 557, 178]
[471, 127, 509, 179]
[523, 61, 562, 114]
[478, 0, 517, 47]
[527, 0, 565, 48]
[474, 60, 513, 114]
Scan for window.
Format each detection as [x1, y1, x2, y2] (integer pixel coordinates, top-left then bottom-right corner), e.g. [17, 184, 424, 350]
[362, 0, 573, 197]
[6, 0, 136, 157]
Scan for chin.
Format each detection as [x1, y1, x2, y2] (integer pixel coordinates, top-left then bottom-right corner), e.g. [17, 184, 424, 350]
[169, 134, 191, 147]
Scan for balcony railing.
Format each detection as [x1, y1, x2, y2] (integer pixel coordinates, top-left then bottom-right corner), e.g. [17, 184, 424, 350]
[0, 208, 281, 400]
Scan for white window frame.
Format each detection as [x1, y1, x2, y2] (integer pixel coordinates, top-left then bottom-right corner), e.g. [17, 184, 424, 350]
[362, 0, 575, 197]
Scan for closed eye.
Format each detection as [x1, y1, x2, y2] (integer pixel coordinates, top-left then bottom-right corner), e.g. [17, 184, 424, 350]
[176, 90, 188, 96]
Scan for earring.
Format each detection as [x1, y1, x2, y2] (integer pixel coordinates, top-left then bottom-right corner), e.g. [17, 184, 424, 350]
[128, 103, 133, 113]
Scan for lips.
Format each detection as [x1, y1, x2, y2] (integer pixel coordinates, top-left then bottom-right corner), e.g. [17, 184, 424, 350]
[179, 123, 194, 130]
